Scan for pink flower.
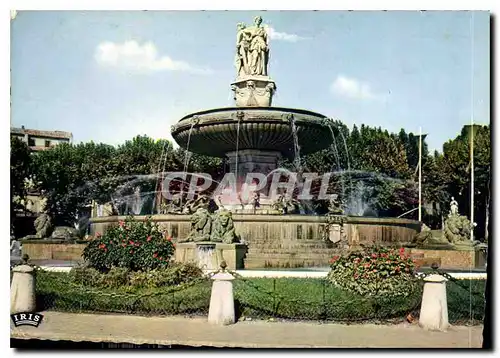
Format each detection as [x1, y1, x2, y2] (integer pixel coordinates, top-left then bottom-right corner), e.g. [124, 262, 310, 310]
[119, 221, 125, 227]
[147, 236, 152, 242]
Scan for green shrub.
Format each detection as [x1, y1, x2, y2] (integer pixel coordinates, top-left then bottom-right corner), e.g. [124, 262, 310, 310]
[68, 263, 204, 289]
[129, 263, 204, 288]
[327, 246, 420, 297]
[82, 216, 174, 271]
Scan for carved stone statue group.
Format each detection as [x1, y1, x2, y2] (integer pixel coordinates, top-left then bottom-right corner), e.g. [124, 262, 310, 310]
[234, 16, 269, 77]
[178, 207, 239, 244]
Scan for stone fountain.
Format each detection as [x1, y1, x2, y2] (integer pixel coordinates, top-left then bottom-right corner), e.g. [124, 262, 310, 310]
[90, 16, 422, 270]
[170, 15, 332, 213]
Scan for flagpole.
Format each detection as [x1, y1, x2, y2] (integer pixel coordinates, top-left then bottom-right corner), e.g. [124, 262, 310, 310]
[470, 13, 475, 242]
[418, 127, 422, 222]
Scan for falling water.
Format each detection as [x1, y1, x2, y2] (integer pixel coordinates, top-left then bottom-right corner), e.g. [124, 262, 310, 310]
[289, 116, 302, 171]
[345, 180, 369, 216]
[152, 139, 169, 214]
[326, 121, 346, 212]
[196, 244, 216, 270]
[327, 125, 341, 171]
[130, 186, 143, 215]
[338, 127, 351, 172]
[180, 121, 197, 206]
[234, 117, 245, 208]
[235, 117, 241, 183]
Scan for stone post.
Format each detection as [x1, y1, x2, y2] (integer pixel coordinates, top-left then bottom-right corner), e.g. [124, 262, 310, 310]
[208, 262, 235, 325]
[11, 265, 36, 314]
[419, 274, 449, 331]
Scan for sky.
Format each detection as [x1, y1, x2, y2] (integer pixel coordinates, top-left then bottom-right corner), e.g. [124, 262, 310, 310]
[10, 10, 490, 152]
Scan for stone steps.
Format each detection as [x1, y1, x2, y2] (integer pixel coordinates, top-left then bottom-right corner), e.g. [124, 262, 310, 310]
[246, 248, 337, 255]
[244, 242, 331, 250]
[244, 257, 333, 269]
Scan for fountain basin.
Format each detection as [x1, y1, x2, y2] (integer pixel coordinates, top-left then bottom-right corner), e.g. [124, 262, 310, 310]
[170, 106, 332, 159]
[90, 215, 421, 269]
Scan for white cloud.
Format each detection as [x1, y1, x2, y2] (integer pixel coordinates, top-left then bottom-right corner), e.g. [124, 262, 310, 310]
[331, 75, 382, 100]
[95, 40, 212, 74]
[264, 26, 307, 42]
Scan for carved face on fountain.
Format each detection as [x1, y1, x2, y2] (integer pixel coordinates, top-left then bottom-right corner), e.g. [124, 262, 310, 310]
[218, 210, 232, 227]
[192, 208, 210, 229]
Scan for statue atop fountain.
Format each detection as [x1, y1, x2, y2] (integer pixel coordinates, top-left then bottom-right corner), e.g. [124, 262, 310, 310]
[171, 15, 332, 214]
[232, 16, 276, 107]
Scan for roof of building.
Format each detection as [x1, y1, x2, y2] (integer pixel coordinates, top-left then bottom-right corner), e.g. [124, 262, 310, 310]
[11, 126, 73, 140]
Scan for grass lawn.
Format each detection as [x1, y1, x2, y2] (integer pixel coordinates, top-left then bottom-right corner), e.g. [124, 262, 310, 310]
[35, 271, 485, 324]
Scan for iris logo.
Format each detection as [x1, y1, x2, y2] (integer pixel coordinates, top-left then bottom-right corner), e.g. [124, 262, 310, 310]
[10, 312, 44, 327]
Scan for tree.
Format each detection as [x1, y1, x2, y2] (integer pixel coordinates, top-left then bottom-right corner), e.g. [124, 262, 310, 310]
[10, 136, 32, 233]
[32, 142, 118, 225]
[440, 124, 490, 240]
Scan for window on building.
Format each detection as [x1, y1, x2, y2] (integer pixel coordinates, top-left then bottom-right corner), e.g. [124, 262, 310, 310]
[28, 138, 35, 146]
[45, 140, 51, 147]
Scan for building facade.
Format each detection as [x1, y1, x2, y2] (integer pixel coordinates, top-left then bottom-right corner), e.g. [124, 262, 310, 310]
[11, 126, 73, 218]
[11, 125, 73, 152]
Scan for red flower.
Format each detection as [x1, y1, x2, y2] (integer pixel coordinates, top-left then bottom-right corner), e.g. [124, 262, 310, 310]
[153, 253, 158, 258]
[129, 240, 134, 245]
[98, 243, 106, 249]
[364, 263, 370, 268]
[119, 221, 125, 227]
[371, 253, 378, 258]
[147, 236, 152, 242]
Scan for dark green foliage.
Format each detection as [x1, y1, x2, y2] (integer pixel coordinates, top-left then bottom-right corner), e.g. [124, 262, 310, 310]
[10, 136, 32, 231]
[68, 263, 203, 289]
[82, 216, 174, 271]
[327, 246, 421, 297]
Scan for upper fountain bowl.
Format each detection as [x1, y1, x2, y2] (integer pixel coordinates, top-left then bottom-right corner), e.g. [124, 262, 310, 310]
[170, 107, 332, 159]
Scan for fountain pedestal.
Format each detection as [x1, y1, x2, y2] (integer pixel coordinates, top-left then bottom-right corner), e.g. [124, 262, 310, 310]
[220, 149, 283, 213]
[231, 75, 276, 107]
[174, 242, 247, 270]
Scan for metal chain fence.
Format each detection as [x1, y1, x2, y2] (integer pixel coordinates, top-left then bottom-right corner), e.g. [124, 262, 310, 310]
[27, 266, 485, 325]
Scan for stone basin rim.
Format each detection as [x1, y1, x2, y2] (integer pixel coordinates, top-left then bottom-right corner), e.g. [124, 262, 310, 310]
[176, 106, 329, 123]
[90, 214, 421, 226]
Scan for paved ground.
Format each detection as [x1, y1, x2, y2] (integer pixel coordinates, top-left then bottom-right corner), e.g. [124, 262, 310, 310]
[11, 312, 483, 348]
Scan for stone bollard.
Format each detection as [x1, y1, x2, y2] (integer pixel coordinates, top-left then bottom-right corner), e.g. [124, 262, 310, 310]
[11, 264, 37, 314]
[419, 274, 449, 331]
[208, 262, 235, 326]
